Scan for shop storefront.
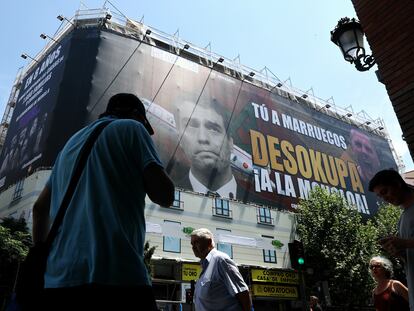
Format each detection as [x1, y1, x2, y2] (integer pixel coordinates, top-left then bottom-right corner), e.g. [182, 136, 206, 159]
[152, 260, 302, 311]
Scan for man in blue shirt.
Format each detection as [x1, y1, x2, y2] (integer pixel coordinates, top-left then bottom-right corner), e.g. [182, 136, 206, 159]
[190, 228, 251, 311]
[32, 93, 174, 310]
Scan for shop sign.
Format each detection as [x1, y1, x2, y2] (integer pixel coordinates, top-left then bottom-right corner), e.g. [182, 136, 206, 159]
[251, 269, 299, 284]
[252, 284, 298, 299]
[182, 263, 201, 281]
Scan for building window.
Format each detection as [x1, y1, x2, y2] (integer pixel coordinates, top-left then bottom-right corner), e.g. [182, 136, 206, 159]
[171, 190, 184, 209]
[216, 228, 233, 258]
[263, 249, 277, 263]
[213, 198, 232, 218]
[262, 235, 277, 263]
[163, 220, 181, 253]
[257, 207, 274, 225]
[12, 179, 24, 202]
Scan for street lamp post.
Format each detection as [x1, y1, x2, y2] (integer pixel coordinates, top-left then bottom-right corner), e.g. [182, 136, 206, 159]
[330, 17, 376, 72]
[40, 33, 60, 44]
[20, 53, 39, 63]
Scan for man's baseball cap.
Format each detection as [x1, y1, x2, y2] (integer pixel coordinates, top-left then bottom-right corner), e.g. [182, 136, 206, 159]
[106, 93, 154, 135]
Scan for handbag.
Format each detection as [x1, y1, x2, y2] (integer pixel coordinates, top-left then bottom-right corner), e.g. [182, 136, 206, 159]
[12, 243, 47, 308]
[12, 120, 113, 308]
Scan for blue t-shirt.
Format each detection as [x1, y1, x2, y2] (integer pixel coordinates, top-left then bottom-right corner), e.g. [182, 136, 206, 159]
[45, 116, 162, 288]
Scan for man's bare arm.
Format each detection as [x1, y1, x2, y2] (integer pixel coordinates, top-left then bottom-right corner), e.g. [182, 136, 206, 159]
[32, 186, 51, 244]
[144, 163, 175, 207]
[235, 290, 252, 311]
[379, 236, 414, 257]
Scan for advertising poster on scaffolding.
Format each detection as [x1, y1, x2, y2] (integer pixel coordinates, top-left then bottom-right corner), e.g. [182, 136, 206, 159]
[0, 28, 396, 217]
[87, 30, 395, 216]
[0, 41, 68, 189]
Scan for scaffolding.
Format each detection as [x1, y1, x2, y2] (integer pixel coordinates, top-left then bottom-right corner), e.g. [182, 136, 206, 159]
[0, 68, 23, 150]
[0, 6, 405, 171]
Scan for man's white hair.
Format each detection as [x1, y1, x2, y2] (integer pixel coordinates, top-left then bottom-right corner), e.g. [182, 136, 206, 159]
[191, 228, 215, 247]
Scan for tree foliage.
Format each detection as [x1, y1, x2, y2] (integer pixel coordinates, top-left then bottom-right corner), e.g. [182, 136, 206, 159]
[296, 188, 379, 306]
[0, 217, 31, 263]
[0, 217, 31, 308]
[144, 240, 157, 275]
[369, 203, 404, 281]
[370, 203, 401, 239]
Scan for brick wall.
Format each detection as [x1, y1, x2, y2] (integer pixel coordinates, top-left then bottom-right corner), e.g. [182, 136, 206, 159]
[351, 0, 414, 158]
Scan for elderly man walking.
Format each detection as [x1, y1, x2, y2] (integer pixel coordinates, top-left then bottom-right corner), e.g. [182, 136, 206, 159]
[190, 228, 251, 311]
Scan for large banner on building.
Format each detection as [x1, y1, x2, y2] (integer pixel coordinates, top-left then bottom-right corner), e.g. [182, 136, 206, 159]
[0, 28, 396, 216]
[0, 40, 69, 188]
[86, 30, 395, 216]
[0, 29, 102, 189]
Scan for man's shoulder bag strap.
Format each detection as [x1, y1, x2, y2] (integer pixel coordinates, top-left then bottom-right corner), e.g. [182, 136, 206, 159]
[44, 119, 113, 250]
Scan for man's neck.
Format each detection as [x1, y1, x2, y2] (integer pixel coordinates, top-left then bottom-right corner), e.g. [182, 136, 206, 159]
[201, 247, 214, 260]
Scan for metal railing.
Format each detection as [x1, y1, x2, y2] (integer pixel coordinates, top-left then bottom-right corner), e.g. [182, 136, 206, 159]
[212, 203, 233, 219]
[256, 214, 274, 226]
[18, 7, 391, 137]
[4, 6, 402, 173]
[170, 200, 184, 210]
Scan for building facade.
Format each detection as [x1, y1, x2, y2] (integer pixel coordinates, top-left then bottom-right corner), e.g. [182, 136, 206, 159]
[0, 7, 400, 310]
[0, 169, 298, 310]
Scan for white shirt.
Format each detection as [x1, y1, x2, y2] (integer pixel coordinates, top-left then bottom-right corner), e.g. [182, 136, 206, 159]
[189, 170, 237, 198]
[194, 249, 248, 311]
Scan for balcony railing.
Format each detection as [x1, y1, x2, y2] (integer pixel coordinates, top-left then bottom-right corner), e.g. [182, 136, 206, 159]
[256, 214, 274, 226]
[212, 206, 233, 219]
[169, 200, 184, 210]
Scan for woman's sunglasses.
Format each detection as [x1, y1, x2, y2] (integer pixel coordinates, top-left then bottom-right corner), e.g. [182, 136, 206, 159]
[369, 264, 382, 270]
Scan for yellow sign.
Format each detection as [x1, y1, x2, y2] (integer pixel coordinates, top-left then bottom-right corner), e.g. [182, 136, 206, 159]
[251, 269, 299, 284]
[252, 284, 298, 298]
[182, 263, 202, 281]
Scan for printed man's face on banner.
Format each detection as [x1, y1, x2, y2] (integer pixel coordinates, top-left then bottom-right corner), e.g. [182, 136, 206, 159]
[350, 129, 380, 181]
[177, 100, 233, 175]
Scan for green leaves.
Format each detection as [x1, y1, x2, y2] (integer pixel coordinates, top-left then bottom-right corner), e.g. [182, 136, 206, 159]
[369, 204, 404, 281]
[0, 217, 31, 306]
[0, 227, 29, 261]
[271, 239, 284, 249]
[296, 188, 398, 306]
[370, 203, 401, 239]
[0, 218, 31, 262]
[143, 240, 157, 275]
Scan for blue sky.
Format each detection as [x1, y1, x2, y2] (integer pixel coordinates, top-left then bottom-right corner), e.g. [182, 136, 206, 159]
[1, 0, 412, 171]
